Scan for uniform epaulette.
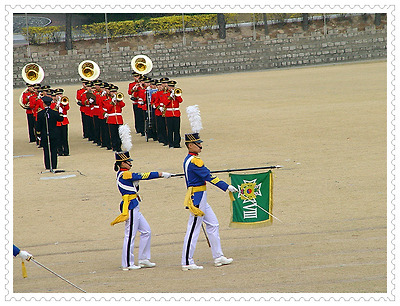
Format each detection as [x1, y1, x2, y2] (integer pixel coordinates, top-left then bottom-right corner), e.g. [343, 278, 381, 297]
[191, 156, 204, 167]
[122, 171, 133, 180]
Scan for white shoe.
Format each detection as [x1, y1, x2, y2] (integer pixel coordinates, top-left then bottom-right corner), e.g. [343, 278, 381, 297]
[214, 256, 233, 267]
[122, 265, 141, 271]
[139, 259, 156, 268]
[182, 264, 204, 271]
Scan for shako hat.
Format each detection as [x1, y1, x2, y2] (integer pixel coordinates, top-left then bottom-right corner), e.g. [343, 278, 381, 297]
[115, 151, 133, 162]
[185, 132, 203, 143]
[115, 124, 133, 162]
[185, 105, 203, 144]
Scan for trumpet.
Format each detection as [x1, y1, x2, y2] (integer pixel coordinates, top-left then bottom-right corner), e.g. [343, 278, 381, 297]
[78, 60, 100, 81]
[174, 88, 182, 96]
[21, 63, 44, 85]
[116, 92, 124, 101]
[131, 55, 153, 75]
[60, 96, 69, 106]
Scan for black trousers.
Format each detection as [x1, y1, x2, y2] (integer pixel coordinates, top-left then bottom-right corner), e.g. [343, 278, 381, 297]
[100, 119, 111, 148]
[58, 125, 69, 155]
[156, 115, 167, 145]
[41, 137, 58, 170]
[166, 116, 181, 148]
[109, 124, 122, 152]
[85, 115, 95, 141]
[93, 115, 101, 144]
[26, 113, 36, 142]
[133, 104, 141, 134]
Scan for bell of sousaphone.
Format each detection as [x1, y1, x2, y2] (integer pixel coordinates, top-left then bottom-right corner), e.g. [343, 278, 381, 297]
[78, 60, 101, 81]
[131, 55, 153, 75]
[22, 63, 44, 85]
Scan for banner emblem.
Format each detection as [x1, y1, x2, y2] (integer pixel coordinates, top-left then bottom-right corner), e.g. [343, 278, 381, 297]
[238, 179, 262, 203]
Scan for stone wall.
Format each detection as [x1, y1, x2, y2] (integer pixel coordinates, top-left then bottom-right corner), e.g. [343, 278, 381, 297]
[13, 25, 386, 88]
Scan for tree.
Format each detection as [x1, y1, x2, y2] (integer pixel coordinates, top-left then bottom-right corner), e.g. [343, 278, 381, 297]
[302, 13, 309, 31]
[263, 13, 269, 36]
[65, 13, 73, 50]
[374, 13, 381, 26]
[217, 13, 226, 39]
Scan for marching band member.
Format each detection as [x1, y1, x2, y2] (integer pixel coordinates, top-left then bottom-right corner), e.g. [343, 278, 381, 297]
[21, 83, 36, 143]
[152, 79, 168, 146]
[147, 79, 158, 141]
[82, 81, 96, 143]
[111, 129, 172, 270]
[134, 76, 147, 136]
[29, 84, 42, 146]
[98, 82, 112, 149]
[128, 72, 141, 134]
[104, 86, 125, 152]
[92, 80, 103, 146]
[76, 78, 88, 139]
[55, 88, 70, 156]
[163, 80, 183, 148]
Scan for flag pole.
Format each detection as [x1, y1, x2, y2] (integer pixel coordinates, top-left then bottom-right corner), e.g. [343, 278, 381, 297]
[171, 165, 282, 178]
[255, 204, 283, 223]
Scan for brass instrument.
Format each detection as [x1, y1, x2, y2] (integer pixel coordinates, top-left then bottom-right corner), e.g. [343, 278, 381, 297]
[21, 63, 44, 85]
[131, 55, 153, 75]
[19, 89, 30, 109]
[116, 92, 124, 101]
[78, 60, 100, 81]
[60, 96, 69, 106]
[174, 88, 182, 97]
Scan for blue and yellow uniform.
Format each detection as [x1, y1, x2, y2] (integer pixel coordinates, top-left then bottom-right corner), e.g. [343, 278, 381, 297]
[111, 169, 160, 225]
[183, 153, 228, 215]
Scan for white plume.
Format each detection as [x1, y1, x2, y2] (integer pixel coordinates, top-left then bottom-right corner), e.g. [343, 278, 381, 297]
[118, 124, 132, 152]
[186, 105, 203, 133]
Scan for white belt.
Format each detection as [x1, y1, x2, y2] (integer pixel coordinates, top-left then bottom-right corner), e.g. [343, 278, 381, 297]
[166, 108, 179, 111]
[93, 106, 100, 108]
[62, 115, 67, 118]
[107, 113, 122, 116]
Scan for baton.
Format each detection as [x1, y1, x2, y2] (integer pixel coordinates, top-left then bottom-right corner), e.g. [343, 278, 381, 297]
[30, 258, 87, 293]
[171, 165, 282, 177]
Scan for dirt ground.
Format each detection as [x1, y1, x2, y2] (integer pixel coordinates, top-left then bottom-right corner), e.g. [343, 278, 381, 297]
[10, 60, 387, 297]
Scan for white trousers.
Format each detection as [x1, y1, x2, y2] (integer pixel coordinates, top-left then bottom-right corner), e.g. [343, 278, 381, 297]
[122, 206, 152, 268]
[181, 191, 224, 266]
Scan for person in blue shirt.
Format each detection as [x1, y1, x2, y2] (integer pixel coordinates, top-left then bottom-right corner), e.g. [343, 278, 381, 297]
[111, 151, 172, 271]
[181, 132, 238, 271]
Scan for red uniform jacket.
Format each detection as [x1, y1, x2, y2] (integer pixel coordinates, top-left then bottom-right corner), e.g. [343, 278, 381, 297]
[82, 91, 95, 117]
[92, 90, 103, 117]
[162, 91, 182, 117]
[76, 87, 86, 113]
[135, 87, 147, 111]
[104, 97, 125, 125]
[22, 90, 34, 114]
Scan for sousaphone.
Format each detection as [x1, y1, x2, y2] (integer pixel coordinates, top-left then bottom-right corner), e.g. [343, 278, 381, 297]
[131, 55, 153, 75]
[21, 63, 44, 85]
[78, 60, 101, 81]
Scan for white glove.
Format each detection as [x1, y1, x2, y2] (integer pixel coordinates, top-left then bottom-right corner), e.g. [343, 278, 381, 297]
[161, 172, 172, 179]
[19, 250, 33, 261]
[227, 185, 238, 193]
[89, 98, 94, 103]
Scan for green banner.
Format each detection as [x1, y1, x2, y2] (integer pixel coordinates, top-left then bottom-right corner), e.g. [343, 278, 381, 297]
[229, 171, 273, 228]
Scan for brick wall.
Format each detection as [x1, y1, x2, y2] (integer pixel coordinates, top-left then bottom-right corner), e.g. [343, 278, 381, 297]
[13, 25, 386, 88]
